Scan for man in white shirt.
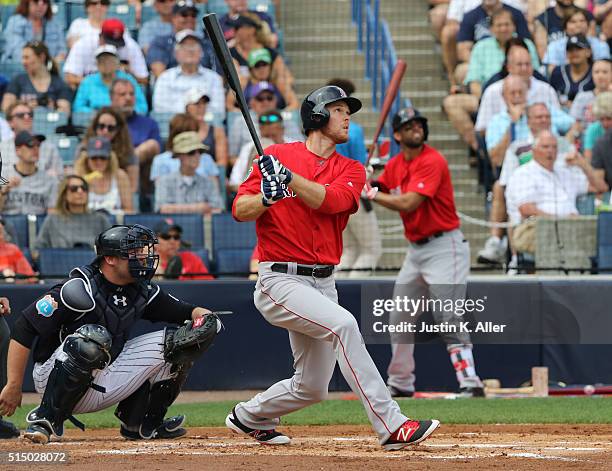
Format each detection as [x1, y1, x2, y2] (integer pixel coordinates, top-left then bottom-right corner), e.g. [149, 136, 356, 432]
[63, 18, 147, 89]
[152, 31, 225, 118]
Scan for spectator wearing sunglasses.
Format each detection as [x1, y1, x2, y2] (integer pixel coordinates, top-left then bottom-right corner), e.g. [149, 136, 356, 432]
[153, 219, 213, 280]
[1, 42, 72, 115]
[73, 45, 148, 114]
[80, 107, 139, 192]
[152, 30, 225, 117]
[0, 102, 62, 178]
[154, 131, 223, 214]
[139, 0, 176, 54]
[33, 175, 111, 250]
[227, 82, 302, 163]
[66, 0, 110, 49]
[147, 0, 220, 79]
[1, 0, 66, 63]
[0, 130, 59, 215]
[74, 136, 134, 213]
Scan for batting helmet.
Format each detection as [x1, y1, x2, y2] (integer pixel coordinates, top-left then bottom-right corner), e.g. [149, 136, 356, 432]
[300, 85, 362, 134]
[392, 107, 429, 141]
[95, 224, 159, 280]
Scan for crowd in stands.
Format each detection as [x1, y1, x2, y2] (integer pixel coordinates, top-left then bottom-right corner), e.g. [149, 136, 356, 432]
[0, 0, 286, 280]
[432, 0, 612, 272]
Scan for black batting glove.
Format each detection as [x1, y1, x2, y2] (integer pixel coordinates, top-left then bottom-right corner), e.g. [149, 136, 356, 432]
[261, 175, 289, 207]
[258, 154, 293, 185]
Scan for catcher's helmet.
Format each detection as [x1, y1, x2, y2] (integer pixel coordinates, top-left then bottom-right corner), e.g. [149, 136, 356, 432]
[392, 107, 429, 141]
[300, 85, 362, 134]
[95, 224, 159, 280]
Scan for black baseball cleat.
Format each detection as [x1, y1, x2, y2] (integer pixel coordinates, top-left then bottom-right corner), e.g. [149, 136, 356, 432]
[225, 407, 290, 445]
[0, 418, 19, 439]
[458, 386, 486, 398]
[23, 423, 51, 444]
[120, 415, 187, 440]
[387, 385, 415, 398]
[383, 419, 440, 450]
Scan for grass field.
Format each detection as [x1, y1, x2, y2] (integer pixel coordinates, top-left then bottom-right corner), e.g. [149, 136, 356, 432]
[10, 397, 612, 429]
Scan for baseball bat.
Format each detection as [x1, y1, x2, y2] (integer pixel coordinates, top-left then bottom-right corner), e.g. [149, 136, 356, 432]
[366, 59, 407, 165]
[203, 13, 264, 156]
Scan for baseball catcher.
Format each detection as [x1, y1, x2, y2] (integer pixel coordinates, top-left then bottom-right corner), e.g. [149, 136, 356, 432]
[0, 224, 222, 443]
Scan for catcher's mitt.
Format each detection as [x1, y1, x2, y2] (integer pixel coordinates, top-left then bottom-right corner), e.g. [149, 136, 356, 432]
[164, 313, 221, 364]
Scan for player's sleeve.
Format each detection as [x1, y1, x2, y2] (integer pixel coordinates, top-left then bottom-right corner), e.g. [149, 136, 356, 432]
[405, 155, 443, 197]
[143, 285, 196, 324]
[317, 160, 365, 214]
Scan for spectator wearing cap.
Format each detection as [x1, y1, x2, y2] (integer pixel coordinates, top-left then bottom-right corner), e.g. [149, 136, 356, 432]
[570, 59, 612, 126]
[147, 0, 219, 78]
[154, 131, 223, 214]
[74, 136, 133, 213]
[0, 101, 62, 178]
[184, 87, 228, 168]
[229, 110, 290, 193]
[139, 0, 176, 54]
[227, 81, 302, 162]
[152, 30, 225, 116]
[1, 41, 72, 115]
[548, 35, 595, 109]
[219, 0, 278, 48]
[585, 91, 612, 160]
[153, 220, 213, 280]
[0, 130, 59, 215]
[73, 45, 148, 114]
[63, 18, 147, 89]
[150, 113, 220, 184]
[34, 174, 111, 250]
[66, 0, 110, 49]
[0, 217, 36, 282]
[111, 78, 162, 211]
[1, 0, 66, 63]
[543, 9, 610, 71]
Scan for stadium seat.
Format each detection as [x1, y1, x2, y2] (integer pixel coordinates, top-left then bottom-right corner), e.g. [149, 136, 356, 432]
[38, 248, 96, 278]
[141, 5, 158, 24]
[33, 109, 69, 135]
[595, 212, 612, 273]
[35, 214, 47, 234]
[2, 215, 28, 247]
[52, 135, 80, 166]
[211, 213, 256, 275]
[576, 194, 595, 216]
[0, 62, 25, 80]
[0, 5, 16, 30]
[206, 0, 229, 15]
[150, 111, 174, 140]
[72, 111, 94, 128]
[124, 213, 205, 248]
[192, 248, 210, 270]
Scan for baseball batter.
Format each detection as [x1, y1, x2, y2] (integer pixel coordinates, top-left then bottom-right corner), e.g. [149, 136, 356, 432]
[226, 86, 439, 449]
[370, 108, 484, 397]
[0, 224, 220, 443]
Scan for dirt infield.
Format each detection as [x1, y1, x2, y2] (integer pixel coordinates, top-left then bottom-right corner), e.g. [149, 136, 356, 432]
[0, 424, 610, 470]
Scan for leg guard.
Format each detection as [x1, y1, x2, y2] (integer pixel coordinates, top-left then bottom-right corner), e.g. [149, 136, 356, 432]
[27, 325, 111, 437]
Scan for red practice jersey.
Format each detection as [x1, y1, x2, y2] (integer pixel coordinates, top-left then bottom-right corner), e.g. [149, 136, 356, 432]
[233, 142, 365, 265]
[377, 144, 460, 242]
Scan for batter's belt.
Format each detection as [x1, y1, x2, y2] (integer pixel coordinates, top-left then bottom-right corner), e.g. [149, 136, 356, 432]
[271, 263, 334, 278]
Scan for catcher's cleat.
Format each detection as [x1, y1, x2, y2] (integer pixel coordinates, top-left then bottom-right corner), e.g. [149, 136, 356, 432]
[383, 419, 440, 450]
[225, 407, 290, 445]
[120, 415, 187, 440]
[0, 418, 19, 439]
[23, 423, 51, 444]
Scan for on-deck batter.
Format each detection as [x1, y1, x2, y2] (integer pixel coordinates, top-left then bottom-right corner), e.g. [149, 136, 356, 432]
[226, 85, 440, 449]
[369, 107, 484, 398]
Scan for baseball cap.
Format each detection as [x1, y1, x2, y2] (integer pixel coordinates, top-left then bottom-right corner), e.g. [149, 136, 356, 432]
[95, 44, 118, 58]
[87, 136, 112, 159]
[566, 34, 590, 50]
[101, 18, 125, 48]
[171, 131, 209, 155]
[172, 0, 197, 14]
[248, 48, 272, 68]
[14, 130, 45, 147]
[258, 110, 283, 125]
[245, 81, 276, 101]
[230, 15, 259, 29]
[154, 219, 183, 236]
[392, 107, 426, 132]
[175, 29, 200, 45]
[184, 87, 210, 106]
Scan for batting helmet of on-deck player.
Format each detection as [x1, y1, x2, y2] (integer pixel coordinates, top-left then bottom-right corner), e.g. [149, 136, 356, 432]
[300, 85, 362, 134]
[392, 107, 429, 141]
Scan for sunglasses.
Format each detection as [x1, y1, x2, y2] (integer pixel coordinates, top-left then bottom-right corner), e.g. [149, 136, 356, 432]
[67, 184, 88, 193]
[11, 112, 33, 120]
[252, 61, 270, 69]
[159, 234, 181, 240]
[30, 0, 49, 4]
[259, 114, 282, 124]
[88, 0, 110, 6]
[255, 94, 275, 102]
[96, 123, 117, 132]
[179, 11, 197, 18]
[22, 142, 40, 149]
[157, 0, 176, 3]
[182, 150, 200, 157]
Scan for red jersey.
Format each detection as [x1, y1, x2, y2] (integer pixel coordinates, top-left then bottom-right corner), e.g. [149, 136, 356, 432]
[0, 242, 35, 276]
[377, 144, 460, 242]
[233, 142, 365, 265]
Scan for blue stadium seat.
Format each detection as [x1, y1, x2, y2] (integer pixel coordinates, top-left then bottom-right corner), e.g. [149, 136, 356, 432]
[38, 248, 96, 278]
[150, 111, 174, 140]
[141, 5, 158, 24]
[2, 215, 28, 247]
[72, 111, 94, 128]
[207, 0, 229, 15]
[576, 194, 595, 216]
[35, 214, 47, 234]
[51, 2, 67, 30]
[211, 213, 256, 275]
[0, 62, 25, 80]
[124, 213, 205, 248]
[596, 212, 612, 273]
[52, 135, 80, 166]
[192, 248, 210, 270]
[33, 109, 69, 135]
[66, 1, 86, 25]
[0, 5, 16, 30]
